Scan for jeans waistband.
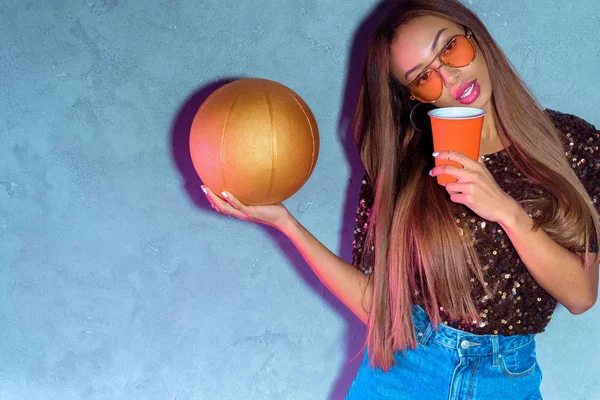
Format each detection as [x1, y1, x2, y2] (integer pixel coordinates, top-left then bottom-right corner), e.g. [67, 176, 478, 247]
[411, 304, 536, 358]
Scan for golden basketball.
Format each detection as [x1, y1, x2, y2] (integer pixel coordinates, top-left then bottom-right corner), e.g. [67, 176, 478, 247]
[189, 78, 319, 206]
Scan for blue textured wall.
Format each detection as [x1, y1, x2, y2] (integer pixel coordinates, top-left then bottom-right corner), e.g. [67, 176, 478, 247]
[1, 1, 598, 399]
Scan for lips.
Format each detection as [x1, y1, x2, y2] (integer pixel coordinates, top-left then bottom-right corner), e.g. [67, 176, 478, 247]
[455, 80, 477, 100]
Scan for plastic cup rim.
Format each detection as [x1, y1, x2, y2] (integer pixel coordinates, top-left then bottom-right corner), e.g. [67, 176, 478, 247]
[427, 107, 486, 120]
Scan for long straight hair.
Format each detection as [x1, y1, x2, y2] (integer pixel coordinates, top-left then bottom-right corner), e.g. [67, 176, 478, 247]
[352, 0, 600, 371]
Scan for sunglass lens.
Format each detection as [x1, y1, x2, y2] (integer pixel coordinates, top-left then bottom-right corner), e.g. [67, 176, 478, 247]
[440, 35, 475, 67]
[411, 70, 443, 102]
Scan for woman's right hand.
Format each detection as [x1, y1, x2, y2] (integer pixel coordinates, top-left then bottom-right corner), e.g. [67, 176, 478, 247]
[201, 185, 291, 231]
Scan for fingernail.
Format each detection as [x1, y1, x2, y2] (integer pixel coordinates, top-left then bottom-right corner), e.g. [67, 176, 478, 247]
[201, 186, 208, 194]
[432, 152, 440, 157]
[221, 191, 228, 198]
[428, 169, 433, 176]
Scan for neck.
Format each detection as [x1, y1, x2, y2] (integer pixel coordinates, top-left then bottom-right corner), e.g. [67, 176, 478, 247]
[479, 101, 506, 156]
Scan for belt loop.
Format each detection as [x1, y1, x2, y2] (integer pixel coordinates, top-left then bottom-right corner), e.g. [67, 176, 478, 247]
[417, 323, 434, 346]
[491, 335, 500, 367]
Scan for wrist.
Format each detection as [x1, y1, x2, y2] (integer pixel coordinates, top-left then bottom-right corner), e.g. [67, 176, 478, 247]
[497, 197, 526, 230]
[275, 210, 296, 234]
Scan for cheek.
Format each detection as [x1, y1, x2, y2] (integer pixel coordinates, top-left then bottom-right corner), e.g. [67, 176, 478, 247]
[474, 62, 491, 84]
[472, 52, 491, 85]
[473, 60, 493, 97]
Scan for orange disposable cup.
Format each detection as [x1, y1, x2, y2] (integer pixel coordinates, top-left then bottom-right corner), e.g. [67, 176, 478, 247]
[427, 107, 486, 185]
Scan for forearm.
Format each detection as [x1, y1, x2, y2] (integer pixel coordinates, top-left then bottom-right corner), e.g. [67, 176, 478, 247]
[277, 214, 373, 324]
[499, 202, 597, 314]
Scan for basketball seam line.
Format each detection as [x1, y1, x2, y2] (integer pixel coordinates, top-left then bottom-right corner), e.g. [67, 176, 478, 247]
[266, 87, 276, 202]
[289, 92, 317, 187]
[220, 88, 239, 192]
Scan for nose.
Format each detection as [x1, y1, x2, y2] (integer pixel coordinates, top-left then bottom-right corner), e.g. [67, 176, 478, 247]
[439, 65, 461, 88]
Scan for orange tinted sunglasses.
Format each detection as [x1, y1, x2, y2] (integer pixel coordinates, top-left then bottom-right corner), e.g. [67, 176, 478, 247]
[407, 29, 476, 103]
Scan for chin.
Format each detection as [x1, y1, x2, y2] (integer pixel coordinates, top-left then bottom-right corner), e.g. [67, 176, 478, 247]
[475, 86, 493, 108]
[476, 93, 493, 110]
[465, 91, 492, 110]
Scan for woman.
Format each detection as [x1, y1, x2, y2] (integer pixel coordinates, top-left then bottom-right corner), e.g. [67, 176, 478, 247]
[201, 0, 600, 398]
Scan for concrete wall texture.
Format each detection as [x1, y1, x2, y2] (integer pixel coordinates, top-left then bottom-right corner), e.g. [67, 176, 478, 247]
[1, 0, 599, 399]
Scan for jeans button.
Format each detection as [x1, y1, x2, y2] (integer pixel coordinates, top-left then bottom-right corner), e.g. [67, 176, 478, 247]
[460, 340, 470, 349]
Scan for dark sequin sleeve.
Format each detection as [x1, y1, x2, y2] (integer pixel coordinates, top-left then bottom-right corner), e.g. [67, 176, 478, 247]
[352, 170, 375, 273]
[547, 110, 599, 252]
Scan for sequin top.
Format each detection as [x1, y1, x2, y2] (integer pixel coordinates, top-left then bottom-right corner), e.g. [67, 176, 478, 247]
[351, 110, 599, 335]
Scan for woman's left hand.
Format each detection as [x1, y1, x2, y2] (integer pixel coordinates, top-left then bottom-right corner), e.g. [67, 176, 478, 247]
[429, 151, 520, 224]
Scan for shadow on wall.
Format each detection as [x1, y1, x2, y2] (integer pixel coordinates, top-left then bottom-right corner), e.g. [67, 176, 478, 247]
[168, 2, 390, 398]
[329, 1, 393, 398]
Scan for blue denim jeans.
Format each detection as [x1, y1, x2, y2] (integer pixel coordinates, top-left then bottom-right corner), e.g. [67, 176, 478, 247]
[346, 305, 543, 399]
